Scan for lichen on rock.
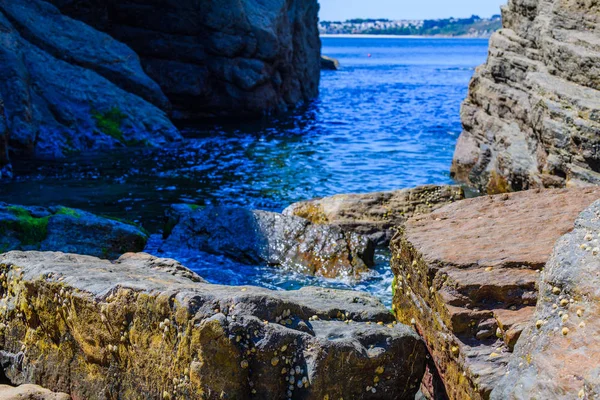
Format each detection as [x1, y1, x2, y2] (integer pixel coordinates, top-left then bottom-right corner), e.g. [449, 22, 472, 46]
[0, 251, 427, 399]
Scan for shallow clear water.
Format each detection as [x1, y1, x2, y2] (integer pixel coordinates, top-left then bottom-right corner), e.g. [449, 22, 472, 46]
[0, 38, 489, 305]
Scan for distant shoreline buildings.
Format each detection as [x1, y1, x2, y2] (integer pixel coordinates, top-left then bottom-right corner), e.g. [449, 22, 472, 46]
[319, 15, 502, 38]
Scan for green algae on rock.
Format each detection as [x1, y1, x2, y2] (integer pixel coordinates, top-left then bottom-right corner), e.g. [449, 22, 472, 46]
[0, 251, 426, 399]
[0, 204, 148, 259]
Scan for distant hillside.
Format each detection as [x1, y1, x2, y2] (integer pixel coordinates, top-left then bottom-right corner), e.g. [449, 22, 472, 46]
[320, 15, 502, 38]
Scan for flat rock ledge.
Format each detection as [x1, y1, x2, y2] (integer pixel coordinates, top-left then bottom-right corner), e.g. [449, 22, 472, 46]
[284, 185, 465, 246]
[0, 251, 426, 400]
[390, 187, 600, 399]
[164, 206, 375, 280]
[492, 200, 600, 399]
[0, 384, 69, 400]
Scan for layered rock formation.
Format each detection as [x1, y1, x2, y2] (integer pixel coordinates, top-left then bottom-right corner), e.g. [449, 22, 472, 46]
[0, 203, 148, 259]
[451, 0, 600, 193]
[284, 185, 465, 246]
[53, 0, 322, 119]
[492, 200, 600, 399]
[0, 251, 426, 399]
[0, 384, 70, 400]
[390, 187, 600, 399]
[0, 0, 180, 171]
[164, 206, 374, 279]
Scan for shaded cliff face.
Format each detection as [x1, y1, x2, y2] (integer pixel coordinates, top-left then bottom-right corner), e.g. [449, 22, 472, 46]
[0, 0, 180, 174]
[451, 0, 600, 193]
[54, 0, 322, 119]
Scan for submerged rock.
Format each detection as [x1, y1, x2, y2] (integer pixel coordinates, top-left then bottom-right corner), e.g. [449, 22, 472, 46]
[321, 56, 340, 70]
[53, 0, 322, 119]
[0, 203, 148, 259]
[492, 200, 600, 399]
[0, 384, 70, 400]
[0, 251, 426, 399]
[451, 0, 600, 193]
[164, 206, 374, 279]
[284, 185, 464, 246]
[390, 187, 600, 399]
[0, 0, 180, 167]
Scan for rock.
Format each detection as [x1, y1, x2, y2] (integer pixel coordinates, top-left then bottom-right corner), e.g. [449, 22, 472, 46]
[491, 200, 600, 399]
[0, 384, 70, 400]
[0, 0, 180, 167]
[283, 185, 465, 246]
[0, 251, 427, 399]
[390, 187, 600, 399]
[164, 206, 375, 279]
[0, 203, 148, 259]
[53, 0, 322, 119]
[321, 56, 340, 70]
[451, 0, 600, 193]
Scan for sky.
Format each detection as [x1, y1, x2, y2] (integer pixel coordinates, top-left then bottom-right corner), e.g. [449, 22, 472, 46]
[319, 0, 507, 21]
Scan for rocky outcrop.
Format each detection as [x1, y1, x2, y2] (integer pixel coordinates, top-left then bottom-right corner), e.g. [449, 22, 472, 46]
[492, 200, 600, 399]
[164, 206, 374, 280]
[390, 187, 600, 399]
[321, 56, 340, 71]
[0, 384, 70, 400]
[451, 0, 600, 193]
[0, 251, 427, 399]
[0, 0, 180, 170]
[0, 203, 148, 259]
[284, 185, 465, 246]
[53, 0, 322, 119]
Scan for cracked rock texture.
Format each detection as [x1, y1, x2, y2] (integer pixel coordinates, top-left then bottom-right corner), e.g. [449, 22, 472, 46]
[283, 185, 465, 247]
[0, 251, 426, 400]
[390, 187, 600, 400]
[0, 203, 148, 259]
[52, 0, 322, 119]
[163, 206, 375, 280]
[451, 0, 600, 193]
[0, 0, 180, 172]
[491, 199, 600, 399]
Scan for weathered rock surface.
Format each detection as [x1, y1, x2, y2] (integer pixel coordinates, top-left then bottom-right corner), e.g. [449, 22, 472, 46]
[0, 203, 148, 259]
[451, 0, 600, 193]
[53, 0, 322, 119]
[164, 206, 374, 280]
[321, 56, 340, 70]
[390, 187, 600, 399]
[492, 200, 600, 399]
[284, 185, 465, 246]
[0, 0, 180, 170]
[0, 384, 70, 400]
[0, 251, 426, 399]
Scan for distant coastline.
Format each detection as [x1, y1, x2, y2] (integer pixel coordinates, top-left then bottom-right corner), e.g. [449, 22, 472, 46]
[320, 34, 490, 39]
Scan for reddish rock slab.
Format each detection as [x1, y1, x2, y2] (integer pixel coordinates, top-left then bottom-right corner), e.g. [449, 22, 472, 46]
[391, 187, 600, 400]
[492, 200, 600, 399]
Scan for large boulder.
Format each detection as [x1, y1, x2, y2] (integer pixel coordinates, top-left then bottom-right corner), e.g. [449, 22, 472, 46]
[283, 185, 465, 246]
[390, 187, 600, 399]
[492, 200, 600, 399]
[164, 206, 375, 280]
[0, 0, 180, 171]
[53, 0, 322, 119]
[451, 0, 600, 193]
[0, 384, 70, 400]
[0, 251, 427, 400]
[0, 203, 148, 259]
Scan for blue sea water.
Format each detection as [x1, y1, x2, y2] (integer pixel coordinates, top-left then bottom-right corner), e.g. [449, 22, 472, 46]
[1, 37, 490, 304]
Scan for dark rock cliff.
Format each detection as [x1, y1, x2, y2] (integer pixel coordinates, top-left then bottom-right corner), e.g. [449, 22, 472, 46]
[451, 0, 600, 194]
[52, 0, 322, 119]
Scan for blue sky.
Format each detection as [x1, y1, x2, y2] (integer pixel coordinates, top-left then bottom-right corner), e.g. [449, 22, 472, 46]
[319, 0, 507, 21]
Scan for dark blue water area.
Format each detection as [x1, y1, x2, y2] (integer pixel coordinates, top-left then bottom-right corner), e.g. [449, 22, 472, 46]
[1, 37, 490, 305]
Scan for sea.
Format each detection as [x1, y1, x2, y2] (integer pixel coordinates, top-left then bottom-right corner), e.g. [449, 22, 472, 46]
[0, 37, 490, 306]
